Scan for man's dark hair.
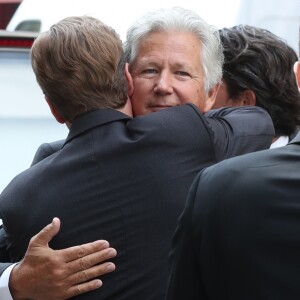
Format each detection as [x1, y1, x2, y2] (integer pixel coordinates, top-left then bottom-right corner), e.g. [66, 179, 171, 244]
[219, 25, 300, 137]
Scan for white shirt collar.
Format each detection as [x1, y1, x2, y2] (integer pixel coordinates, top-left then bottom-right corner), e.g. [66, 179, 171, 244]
[270, 136, 289, 149]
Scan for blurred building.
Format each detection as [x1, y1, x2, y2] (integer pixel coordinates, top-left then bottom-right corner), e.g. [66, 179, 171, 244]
[0, 0, 22, 29]
[237, 0, 300, 52]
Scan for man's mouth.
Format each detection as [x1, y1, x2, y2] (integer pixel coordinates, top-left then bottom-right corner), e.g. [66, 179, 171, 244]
[148, 105, 174, 112]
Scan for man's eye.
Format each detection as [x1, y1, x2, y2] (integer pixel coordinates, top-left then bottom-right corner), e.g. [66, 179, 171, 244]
[143, 69, 158, 74]
[176, 71, 190, 77]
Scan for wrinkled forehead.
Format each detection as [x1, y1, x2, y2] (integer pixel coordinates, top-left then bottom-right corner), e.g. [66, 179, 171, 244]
[130, 30, 203, 67]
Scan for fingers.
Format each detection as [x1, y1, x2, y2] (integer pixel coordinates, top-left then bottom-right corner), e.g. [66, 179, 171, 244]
[67, 261, 116, 287]
[65, 279, 103, 298]
[61, 248, 117, 298]
[58, 240, 111, 263]
[82, 248, 117, 269]
[30, 217, 61, 247]
[65, 247, 117, 276]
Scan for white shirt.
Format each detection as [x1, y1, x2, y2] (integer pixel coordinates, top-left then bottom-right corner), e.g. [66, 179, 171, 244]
[0, 264, 16, 300]
[270, 135, 289, 149]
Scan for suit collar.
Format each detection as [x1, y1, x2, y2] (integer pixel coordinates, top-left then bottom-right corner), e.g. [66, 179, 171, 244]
[64, 109, 131, 145]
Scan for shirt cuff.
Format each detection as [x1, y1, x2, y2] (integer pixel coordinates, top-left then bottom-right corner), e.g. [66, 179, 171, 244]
[0, 263, 17, 300]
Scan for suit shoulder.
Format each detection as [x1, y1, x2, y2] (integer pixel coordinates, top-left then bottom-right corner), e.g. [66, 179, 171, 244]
[128, 104, 210, 142]
[31, 139, 65, 166]
[191, 147, 287, 221]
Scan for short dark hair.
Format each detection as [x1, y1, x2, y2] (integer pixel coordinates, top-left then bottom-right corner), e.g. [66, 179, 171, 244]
[219, 25, 300, 137]
[31, 16, 128, 122]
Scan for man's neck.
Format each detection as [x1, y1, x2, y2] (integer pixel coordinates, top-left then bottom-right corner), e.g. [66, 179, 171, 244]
[116, 98, 133, 117]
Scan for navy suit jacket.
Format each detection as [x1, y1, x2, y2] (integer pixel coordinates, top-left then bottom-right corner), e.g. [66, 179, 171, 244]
[167, 132, 300, 300]
[0, 104, 273, 299]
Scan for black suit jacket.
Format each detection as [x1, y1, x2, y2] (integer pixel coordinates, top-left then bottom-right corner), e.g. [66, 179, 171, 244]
[30, 139, 65, 166]
[167, 132, 300, 300]
[0, 104, 273, 299]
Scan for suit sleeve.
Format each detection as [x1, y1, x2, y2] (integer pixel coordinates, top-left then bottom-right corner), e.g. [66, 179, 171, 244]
[0, 228, 9, 263]
[0, 228, 12, 283]
[204, 106, 274, 161]
[0, 227, 12, 276]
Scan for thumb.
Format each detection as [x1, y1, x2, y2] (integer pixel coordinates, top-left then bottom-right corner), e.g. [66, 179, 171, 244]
[31, 217, 61, 247]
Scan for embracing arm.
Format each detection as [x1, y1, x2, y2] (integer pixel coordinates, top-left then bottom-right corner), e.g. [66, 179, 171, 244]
[1, 218, 116, 300]
[205, 106, 274, 160]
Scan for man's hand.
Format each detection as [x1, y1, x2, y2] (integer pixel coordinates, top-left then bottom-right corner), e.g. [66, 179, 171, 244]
[9, 217, 116, 300]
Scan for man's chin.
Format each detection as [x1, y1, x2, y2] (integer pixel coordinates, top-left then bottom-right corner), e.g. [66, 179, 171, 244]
[134, 105, 176, 116]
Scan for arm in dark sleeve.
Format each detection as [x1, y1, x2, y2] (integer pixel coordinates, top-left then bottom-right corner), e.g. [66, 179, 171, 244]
[31, 139, 65, 166]
[0, 227, 10, 263]
[204, 106, 274, 161]
[0, 227, 12, 276]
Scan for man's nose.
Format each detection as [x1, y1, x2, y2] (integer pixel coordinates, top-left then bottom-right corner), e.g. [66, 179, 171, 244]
[154, 71, 173, 95]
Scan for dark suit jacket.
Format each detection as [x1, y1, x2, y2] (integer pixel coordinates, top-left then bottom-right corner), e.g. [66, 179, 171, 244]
[30, 139, 65, 166]
[167, 132, 300, 300]
[0, 104, 273, 299]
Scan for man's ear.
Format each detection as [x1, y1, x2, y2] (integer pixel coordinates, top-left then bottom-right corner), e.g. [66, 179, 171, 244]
[45, 96, 65, 124]
[294, 61, 300, 91]
[203, 84, 220, 112]
[240, 89, 256, 106]
[125, 63, 134, 97]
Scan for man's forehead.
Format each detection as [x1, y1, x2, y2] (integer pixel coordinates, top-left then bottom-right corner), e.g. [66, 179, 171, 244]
[133, 32, 202, 62]
[141, 30, 200, 46]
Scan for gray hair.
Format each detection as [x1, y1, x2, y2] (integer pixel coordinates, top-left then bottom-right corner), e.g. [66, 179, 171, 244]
[124, 7, 224, 93]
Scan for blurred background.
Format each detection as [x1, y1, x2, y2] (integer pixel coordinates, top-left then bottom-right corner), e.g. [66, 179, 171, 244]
[0, 0, 299, 192]
[2, 0, 299, 49]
